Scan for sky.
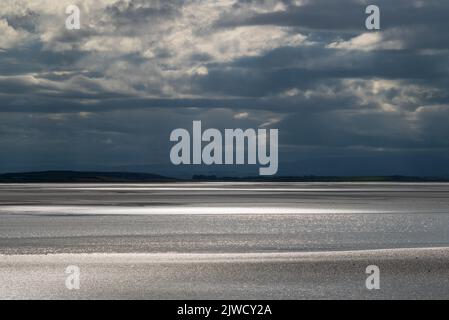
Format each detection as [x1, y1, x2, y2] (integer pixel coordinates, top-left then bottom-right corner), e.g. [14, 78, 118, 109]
[0, 0, 449, 177]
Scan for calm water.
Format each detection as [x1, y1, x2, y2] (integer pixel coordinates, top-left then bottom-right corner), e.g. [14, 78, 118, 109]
[2, 183, 449, 299]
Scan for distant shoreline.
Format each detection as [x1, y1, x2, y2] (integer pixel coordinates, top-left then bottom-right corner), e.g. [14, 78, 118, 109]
[1, 171, 449, 183]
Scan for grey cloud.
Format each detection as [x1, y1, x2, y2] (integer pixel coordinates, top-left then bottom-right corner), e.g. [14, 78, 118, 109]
[105, 0, 182, 26]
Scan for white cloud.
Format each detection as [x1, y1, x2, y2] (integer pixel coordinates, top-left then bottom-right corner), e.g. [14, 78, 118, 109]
[81, 36, 143, 53]
[234, 112, 249, 119]
[327, 32, 403, 51]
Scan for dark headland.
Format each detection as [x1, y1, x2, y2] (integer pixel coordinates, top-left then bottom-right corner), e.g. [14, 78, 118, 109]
[0, 171, 174, 183]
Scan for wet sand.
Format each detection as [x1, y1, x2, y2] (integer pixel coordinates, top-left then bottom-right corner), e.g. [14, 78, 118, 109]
[1, 248, 449, 299]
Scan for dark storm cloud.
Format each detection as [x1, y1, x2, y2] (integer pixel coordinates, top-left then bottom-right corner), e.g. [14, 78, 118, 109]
[195, 49, 448, 98]
[222, 0, 449, 31]
[220, 0, 365, 31]
[0, 44, 85, 75]
[219, 0, 449, 50]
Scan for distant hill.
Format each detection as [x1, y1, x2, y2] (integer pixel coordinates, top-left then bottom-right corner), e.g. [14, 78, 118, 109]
[1, 171, 448, 183]
[192, 175, 449, 182]
[0, 171, 175, 183]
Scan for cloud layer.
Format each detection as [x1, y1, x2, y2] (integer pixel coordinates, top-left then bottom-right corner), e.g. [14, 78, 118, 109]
[1, 0, 448, 176]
